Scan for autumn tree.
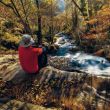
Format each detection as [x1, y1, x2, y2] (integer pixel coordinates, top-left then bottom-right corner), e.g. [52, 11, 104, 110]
[0, 0, 33, 34]
[38, 0, 60, 43]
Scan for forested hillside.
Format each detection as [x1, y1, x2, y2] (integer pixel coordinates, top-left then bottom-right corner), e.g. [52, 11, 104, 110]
[0, 0, 110, 110]
[0, 0, 110, 54]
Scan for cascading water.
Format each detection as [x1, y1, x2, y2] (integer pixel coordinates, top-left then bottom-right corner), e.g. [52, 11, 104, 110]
[53, 34, 110, 76]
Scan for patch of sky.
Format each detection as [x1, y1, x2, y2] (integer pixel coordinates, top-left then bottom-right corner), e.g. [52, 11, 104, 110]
[57, 0, 65, 12]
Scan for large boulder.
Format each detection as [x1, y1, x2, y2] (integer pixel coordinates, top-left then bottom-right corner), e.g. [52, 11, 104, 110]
[0, 55, 110, 109]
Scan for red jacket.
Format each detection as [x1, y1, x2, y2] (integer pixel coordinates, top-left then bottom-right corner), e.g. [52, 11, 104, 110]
[18, 46, 43, 73]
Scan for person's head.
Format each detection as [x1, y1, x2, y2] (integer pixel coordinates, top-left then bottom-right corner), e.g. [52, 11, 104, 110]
[20, 34, 34, 47]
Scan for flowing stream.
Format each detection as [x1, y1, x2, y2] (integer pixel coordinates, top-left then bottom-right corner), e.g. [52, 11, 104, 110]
[53, 34, 110, 77]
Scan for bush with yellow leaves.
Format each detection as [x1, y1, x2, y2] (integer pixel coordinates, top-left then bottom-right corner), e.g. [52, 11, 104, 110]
[2, 32, 21, 44]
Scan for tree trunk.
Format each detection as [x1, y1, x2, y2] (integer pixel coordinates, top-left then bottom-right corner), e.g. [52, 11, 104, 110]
[72, 6, 78, 31]
[71, 0, 85, 16]
[37, 15, 42, 45]
[85, 0, 90, 19]
[20, 19, 32, 34]
[49, 0, 54, 44]
[35, 0, 42, 45]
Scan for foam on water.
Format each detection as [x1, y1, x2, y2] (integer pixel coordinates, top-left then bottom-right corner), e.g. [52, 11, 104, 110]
[54, 34, 110, 76]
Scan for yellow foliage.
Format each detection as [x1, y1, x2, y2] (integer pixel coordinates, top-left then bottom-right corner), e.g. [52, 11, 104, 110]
[3, 32, 21, 44]
[82, 6, 110, 40]
[101, 5, 110, 10]
[43, 0, 57, 5]
[83, 7, 110, 27]
[97, 8, 110, 16]
[86, 19, 98, 25]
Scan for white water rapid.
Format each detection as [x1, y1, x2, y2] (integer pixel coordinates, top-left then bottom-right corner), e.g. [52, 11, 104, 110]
[54, 34, 110, 76]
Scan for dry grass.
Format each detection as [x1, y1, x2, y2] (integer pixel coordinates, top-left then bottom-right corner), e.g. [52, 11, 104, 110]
[61, 97, 85, 110]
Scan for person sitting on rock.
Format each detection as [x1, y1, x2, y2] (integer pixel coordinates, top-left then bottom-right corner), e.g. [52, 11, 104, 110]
[18, 34, 47, 74]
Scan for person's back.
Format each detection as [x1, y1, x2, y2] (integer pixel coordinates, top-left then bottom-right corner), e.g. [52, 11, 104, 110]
[19, 46, 42, 73]
[18, 34, 43, 74]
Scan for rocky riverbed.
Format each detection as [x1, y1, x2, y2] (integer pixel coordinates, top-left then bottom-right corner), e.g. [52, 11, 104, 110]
[0, 34, 110, 110]
[0, 54, 110, 110]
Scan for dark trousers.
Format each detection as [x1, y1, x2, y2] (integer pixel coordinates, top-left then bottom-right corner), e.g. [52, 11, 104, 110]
[38, 51, 48, 69]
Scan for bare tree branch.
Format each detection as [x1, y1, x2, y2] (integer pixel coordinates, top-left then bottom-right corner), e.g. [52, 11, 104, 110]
[0, 0, 32, 34]
[10, 0, 22, 18]
[19, 0, 32, 34]
[0, 1, 13, 9]
[71, 0, 85, 16]
[0, 0, 19, 17]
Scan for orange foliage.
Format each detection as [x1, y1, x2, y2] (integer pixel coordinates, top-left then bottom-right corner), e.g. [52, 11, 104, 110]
[82, 7, 110, 40]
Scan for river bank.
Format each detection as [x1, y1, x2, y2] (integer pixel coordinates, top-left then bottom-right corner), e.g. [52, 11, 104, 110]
[0, 33, 110, 110]
[0, 52, 110, 110]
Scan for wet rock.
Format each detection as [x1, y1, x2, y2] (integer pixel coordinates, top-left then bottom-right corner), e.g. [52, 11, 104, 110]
[0, 55, 110, 109]
[48, 44, 59, 54]
[106, 54, 110, 61]
[94, 47, 110, 61]
[48, 57, 71, 71]
[68, 47, 80, 53]
[94, 49, 105, 57]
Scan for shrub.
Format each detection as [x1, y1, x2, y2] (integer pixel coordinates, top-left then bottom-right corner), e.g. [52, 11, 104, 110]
[3, 20, 14, 29]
